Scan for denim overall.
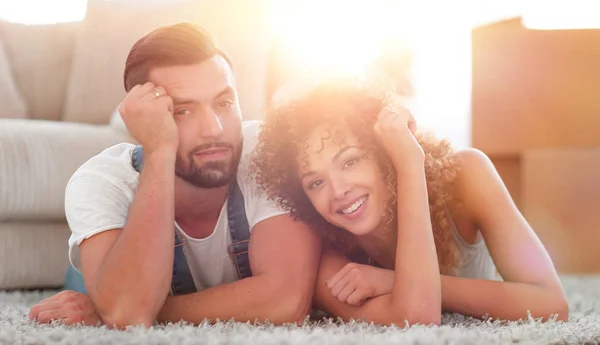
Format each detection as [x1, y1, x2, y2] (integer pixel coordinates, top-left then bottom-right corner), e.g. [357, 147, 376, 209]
[65, 145, 253, 294]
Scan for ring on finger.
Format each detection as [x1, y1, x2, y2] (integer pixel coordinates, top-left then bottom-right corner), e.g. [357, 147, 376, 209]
[151, 89, 160, 99]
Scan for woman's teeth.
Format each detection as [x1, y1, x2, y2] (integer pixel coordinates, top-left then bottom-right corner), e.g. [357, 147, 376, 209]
[341, 197, 366, 214]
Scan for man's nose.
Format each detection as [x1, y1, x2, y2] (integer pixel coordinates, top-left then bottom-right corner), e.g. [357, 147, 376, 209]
[199, 110, 224, 138]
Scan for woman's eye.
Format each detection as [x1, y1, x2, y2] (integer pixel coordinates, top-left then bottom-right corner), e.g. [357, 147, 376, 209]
[343, 156, 361, 169]
[175, 109, 190, 116]
[308, 179, 324, 190]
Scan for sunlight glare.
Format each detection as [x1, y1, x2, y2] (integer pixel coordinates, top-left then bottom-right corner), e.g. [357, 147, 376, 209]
[0, 0, 87, 25]
[522, 1, 600, 30]
[270, 0, 475, 148]
[270, 0, 409, 79]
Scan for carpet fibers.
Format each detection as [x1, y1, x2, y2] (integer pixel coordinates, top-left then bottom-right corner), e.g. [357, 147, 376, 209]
[1, 276, 599, 345]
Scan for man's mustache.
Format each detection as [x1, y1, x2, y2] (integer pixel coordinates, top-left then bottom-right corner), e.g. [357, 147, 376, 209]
[191, 142, 234, 155]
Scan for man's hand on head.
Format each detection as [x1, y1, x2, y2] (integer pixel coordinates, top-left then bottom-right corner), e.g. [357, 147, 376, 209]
[118, 82, 178, 155]
[29, 290, 102, 326]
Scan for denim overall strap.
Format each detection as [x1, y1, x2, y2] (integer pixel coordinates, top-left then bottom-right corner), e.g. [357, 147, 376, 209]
[131, 145, 197, 295]
[227, 182, 253, 279]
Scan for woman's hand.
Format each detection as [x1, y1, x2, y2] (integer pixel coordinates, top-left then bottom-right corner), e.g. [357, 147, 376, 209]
[373, 96, 424, 169]
[326, 262, 395, 306]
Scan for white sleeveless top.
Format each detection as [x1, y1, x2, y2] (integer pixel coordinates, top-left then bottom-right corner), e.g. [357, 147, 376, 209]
[449, 221, 501, 281]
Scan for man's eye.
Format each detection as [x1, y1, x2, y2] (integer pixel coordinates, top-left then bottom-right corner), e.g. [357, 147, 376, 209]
[218, 100, 234, 108]
[175, 109, 190, 116]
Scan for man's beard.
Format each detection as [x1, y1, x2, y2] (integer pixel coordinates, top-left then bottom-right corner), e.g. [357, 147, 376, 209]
[175, 139, 243, 189]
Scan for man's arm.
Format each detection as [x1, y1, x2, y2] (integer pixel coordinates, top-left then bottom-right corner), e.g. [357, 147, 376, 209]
[79, 82, 180, 328]
[79, 148, 176, 328]
[156, 214, 321, 325]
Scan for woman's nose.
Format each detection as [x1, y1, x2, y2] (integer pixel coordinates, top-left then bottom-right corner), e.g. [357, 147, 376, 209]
[329, 177, 351, 200]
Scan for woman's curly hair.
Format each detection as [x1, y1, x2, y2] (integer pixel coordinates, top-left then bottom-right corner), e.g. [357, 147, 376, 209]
[251, 79, 463, 274]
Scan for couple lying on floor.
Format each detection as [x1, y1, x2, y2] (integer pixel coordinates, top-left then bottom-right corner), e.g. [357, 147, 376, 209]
[29, 22, 568, 329]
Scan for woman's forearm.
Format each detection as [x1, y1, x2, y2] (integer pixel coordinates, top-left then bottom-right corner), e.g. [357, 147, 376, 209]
[440, 275, 569, 321]
[390, 165, 442, 325]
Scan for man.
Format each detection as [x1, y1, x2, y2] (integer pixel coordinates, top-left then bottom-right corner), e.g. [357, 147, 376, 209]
[28, 22, 321, 329]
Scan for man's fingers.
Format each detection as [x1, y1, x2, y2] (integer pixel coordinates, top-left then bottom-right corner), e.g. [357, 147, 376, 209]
[28, 298, 58, 320]
[139, 81, 156, 93]
[128, 84, 142, 94]
[28, 304, 42, 320]
[134, 82, 157, 98]
[62, 317, 80, 326]
[63, 315, 95, 326]
[156, 95, 174, 114]
[29, 301, 62, 321]
[141, 86, 164, 101]
[145, 86, 167, 101]
[36, 309, 66, 324]
[153, 86, 167, 98]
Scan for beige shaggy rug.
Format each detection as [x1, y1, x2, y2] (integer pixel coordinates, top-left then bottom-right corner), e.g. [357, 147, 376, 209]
[1, 275, 599, 345]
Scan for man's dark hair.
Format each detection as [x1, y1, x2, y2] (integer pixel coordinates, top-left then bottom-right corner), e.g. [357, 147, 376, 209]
[123, 22, 234, 92]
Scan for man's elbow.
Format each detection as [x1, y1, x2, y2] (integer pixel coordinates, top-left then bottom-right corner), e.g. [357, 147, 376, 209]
[269, 290, 312, 325]
[101, 308, 155, 329]
[94, 295, 157, 329]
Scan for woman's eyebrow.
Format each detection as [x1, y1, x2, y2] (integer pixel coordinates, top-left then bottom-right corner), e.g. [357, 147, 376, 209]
[300, 170, 316, 182]
[331, 145, 358, 163]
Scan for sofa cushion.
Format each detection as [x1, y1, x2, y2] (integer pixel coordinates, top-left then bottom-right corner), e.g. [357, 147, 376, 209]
[0, 38, 27, 119]
[0, 119, 132, 221]
[0, 222, 70, 289]
[62, 0, 271, 124]
[0, 21, 79, 121]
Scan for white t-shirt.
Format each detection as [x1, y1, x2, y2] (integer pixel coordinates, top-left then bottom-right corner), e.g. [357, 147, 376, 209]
[65, 121, 288, 291]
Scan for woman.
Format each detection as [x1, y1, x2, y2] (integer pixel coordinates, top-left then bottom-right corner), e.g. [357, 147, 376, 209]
[251, 79, 568, 326]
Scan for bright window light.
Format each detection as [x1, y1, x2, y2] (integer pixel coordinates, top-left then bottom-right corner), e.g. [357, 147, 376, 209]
[269, 0, 475, 148]
[270, 0, 411, 79]
[522, 1, 600, 30]
[0, 0, 87, 25]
